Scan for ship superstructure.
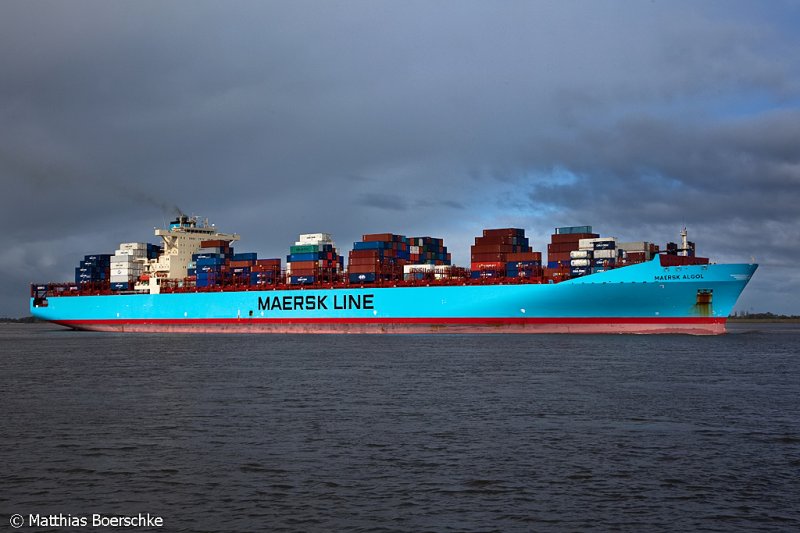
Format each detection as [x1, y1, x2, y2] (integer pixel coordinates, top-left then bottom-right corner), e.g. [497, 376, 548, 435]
[148, 215, 239, 282]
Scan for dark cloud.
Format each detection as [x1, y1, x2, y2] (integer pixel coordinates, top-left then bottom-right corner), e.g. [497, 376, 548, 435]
[1, 1, 799, 315]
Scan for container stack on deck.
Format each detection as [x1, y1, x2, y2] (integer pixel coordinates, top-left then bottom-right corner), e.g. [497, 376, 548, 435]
[403, 236, 452, 280]
[286, 233, 343, 285]
[569, 237, 625, 277]
[543, 226, 597, 282]
[250, 258, 282, 286]
[615, 242, 660, 265]
[470, 228, 541, 279]
[193, 238, 279, 288]
[194, 239, 234, 288]
[348, 233, 409, 283]
[110, 243, 158, 290]
[75, 254, 111, 286]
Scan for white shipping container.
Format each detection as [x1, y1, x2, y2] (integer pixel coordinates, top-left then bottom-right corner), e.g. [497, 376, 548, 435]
[594, 249, 616, 259]
[617, 241, 649, 251]
[570, 250, 592, 259]
[571, 259, 591, 267]
[578, 239, 595, 250]
[410, 246, 420, 254]
[110, 261, 135, 269]
[115, 249, 146, 257]
[434, 265, 453, 279]
[119, 242, 148, 250]
[111, 263, 142, 274]
[403, 264, 435, 274]
[112, 254, 134, 262]
[109, 275, 133, 283]
[298, 233, 332, 244]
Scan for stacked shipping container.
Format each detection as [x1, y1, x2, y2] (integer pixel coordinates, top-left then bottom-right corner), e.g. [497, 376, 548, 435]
[615, 242, 660, 265]
[470, 228, 542, 279]
[569, 237, 625, 277]
[546, 226, 599, 268]
[75, 254, 111, 286]
[110, 242, 161, 290]
[348, 233, 410, 283]
[193, 238, 281, 288]
[403, 236, 452, 280]
[194, 239, 233, 288]
[286, 233, 343, 285]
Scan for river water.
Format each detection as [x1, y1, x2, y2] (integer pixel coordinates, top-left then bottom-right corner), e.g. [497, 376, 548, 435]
[1, 323, 798, 532]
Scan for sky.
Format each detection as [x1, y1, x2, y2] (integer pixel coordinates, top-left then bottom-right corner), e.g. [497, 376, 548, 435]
[1, 0, 799, 317]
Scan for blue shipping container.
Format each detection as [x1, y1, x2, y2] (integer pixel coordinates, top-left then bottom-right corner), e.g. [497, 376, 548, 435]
[196, 257, 226, 267]
[290, 275, 316, 285]
[287, 253, 323, 262]
[110, 282, 129, 290]
[232, 253, 257, 261]
[353, 241, 386, 250]
[349, 273, 377, 283]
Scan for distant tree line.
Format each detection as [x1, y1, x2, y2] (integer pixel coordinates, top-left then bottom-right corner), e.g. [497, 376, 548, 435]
[731, 311, 800, 319]
[0, 316, 42, 323]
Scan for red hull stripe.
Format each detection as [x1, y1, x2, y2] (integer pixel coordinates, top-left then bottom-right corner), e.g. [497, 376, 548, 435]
[58, 317, 725, 326]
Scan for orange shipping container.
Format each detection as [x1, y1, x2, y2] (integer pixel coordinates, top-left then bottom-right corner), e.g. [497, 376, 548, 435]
[287, 260, 318, 270]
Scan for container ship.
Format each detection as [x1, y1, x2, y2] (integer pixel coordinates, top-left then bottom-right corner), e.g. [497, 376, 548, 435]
[30, 216, 758, 335]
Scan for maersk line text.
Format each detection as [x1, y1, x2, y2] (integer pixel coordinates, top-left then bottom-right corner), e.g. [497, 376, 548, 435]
[258, 293, 374, 311]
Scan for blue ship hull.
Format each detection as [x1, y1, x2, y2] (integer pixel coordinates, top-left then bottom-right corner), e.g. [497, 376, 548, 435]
[30, 259, 758, 334]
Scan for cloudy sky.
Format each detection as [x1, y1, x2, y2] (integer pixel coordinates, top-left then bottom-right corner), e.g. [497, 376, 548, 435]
[2, 0, 799, 317]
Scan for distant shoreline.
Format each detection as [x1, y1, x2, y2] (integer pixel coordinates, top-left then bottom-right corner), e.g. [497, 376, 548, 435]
[728, 318, 800, 323]
[0, 317, 43, 324]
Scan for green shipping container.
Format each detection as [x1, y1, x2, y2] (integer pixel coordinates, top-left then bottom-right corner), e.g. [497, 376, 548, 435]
[290, 244, 320, 254]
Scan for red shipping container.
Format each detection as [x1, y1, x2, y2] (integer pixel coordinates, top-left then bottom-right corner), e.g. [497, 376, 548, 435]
[550, 233, 597, 244]
[506, 251, 542, 262]
[363, 233, 398, 242]
[349, 264, 380, 274]
[471, 244, 516, 253]
[471, 252, 508, 262]
[288, 268, 317, 276]
[547, 243, 579, 253]
[348, 258, 380, 266]
[471, 262, 505, 271]
[229, 260, 254, 268]
[349, 250, 381, 259]
[256, 258, 281, 266]
[200, 239, 232, 248]
[483, 228, 525, 238]
[475, 235, 526, 246]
